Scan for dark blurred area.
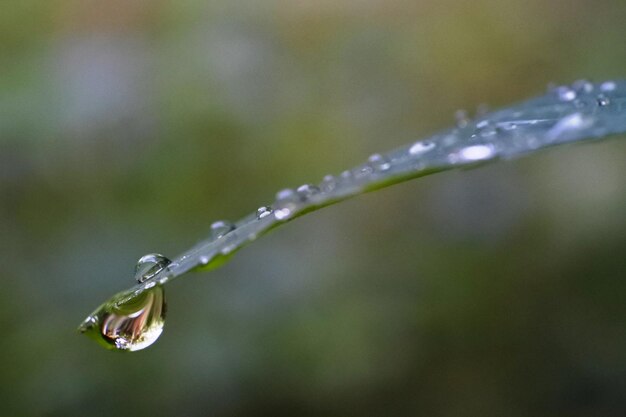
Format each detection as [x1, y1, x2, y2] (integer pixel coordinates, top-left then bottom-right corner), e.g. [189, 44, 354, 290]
[1, 1, 626, 416]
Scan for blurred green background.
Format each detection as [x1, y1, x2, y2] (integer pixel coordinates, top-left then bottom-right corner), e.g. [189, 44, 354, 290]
[1, 1, 626, 416]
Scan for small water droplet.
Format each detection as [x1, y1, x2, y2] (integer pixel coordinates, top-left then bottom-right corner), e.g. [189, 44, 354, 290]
[450, 144, 496, 163]
[556, 86, 577, 102]
[340, 170, 352, 180]
[296, 184, 320, 199]
[274, 205, 294, 220]
[596, 94, 610, 107]
[409, 140, 435, 155]
[276, 188, 296, 201]
[354, 165, 374, 178]
[210, 220, 235, 238]
[320, 175, 337, 192]
[600, 81, 617, 92]
[135, 253, 171, 283]
[455, 109, 470, 128]
[367, 153, 391, 172]
[476, 103, 490, 117]
[256, 206, 273, 219]
[78, 286, 166, 352]
[573, 79, 594, 93]
[199, 255, 209, 265]
[475, 120, 497, 137]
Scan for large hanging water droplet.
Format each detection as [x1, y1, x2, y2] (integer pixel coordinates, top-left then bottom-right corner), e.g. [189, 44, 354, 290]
[135, 253, 171, 283]
[78, 286, 166, 352]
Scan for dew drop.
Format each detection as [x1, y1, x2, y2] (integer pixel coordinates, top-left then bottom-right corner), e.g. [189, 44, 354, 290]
[367, 153, 391, 172]
[78, 286, 166, 352]
[455, 109, 470, 128]
[296, 184, 320, 199]
[573, 79, 594, 93]
[210, 220, 235, 238]
[275, 188, 296, 201]
[600, 81, 617, 92]
[134, 253, 171, 283]
[256, 206, 273, 219]
[596, 94, 610, 107]
[556, 86, 577, 102]
[320, 175, 337, 192]
[274, 206, 294, 220]
[409, 140, 435, 155]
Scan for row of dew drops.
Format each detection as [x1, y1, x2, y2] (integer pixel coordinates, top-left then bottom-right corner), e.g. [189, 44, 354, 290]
[136, 79, 620, 281]
[201, 79, 620, 252]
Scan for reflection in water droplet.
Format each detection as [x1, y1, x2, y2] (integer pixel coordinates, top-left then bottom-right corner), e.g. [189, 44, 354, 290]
[409, 140, 435, 155]
[134, 253, 171, 283]
[256, 206, 273, 219]
[78, 286, 166, 352]
[210, 220, 235, 238]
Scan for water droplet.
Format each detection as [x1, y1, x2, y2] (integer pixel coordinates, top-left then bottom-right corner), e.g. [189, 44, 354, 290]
[296, 184, 320, 199]
[475, 120, 497, 137]
[455, 109, 470, 128]
[367, 153, 391, 172]
[450, 144, 496, 163]
[78, 286, 166, 352]
[354, 165, 374, 178]
[320, 175, 337, 192]
[556, 86, 577, 102]
[409, 140, 435, 155]
[256, 206, 273, 219]
[275, 188, 296, 201]
[600, 81, 617, 92]
[134, 253, 171, 283]
[340, 170, 352, 180]
[597, 94, 610, 107]
[476, 103, 490, 117]
[210, 220, 235, 238]
[573, 79, 594, 93]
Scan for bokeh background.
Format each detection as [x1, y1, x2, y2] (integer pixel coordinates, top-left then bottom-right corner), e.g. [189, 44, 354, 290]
[1, 1, 626, 416]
